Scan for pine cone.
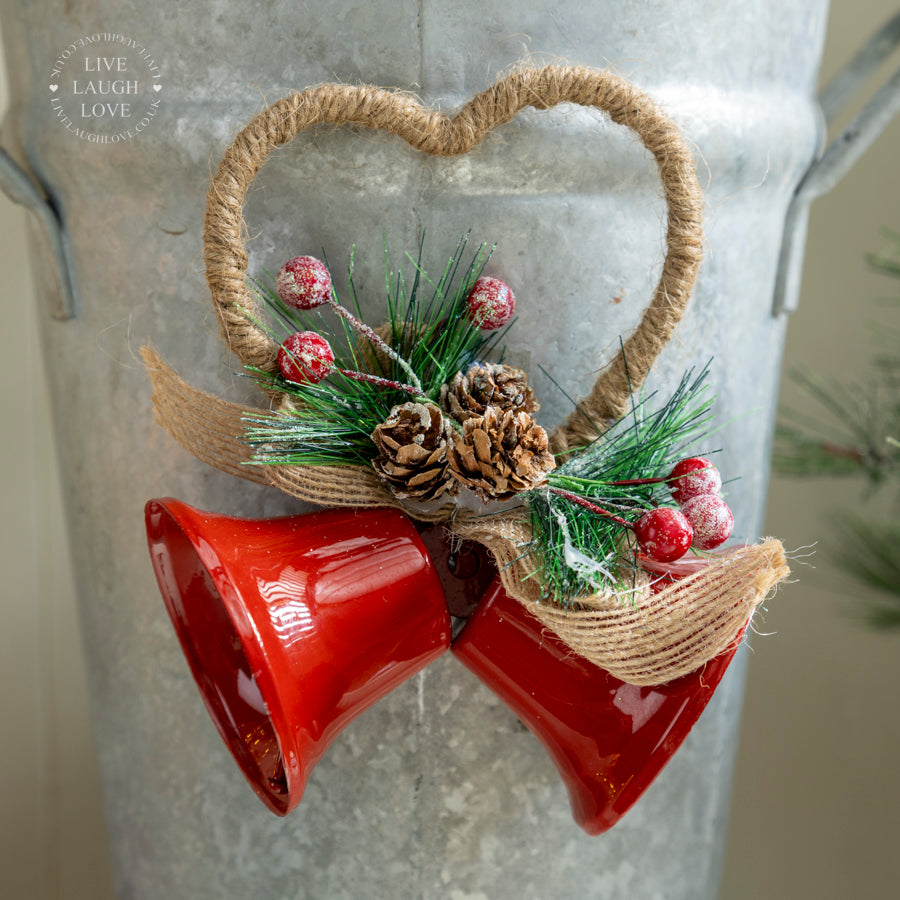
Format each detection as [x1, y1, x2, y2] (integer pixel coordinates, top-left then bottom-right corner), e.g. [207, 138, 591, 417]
[441, 363, 538, 424]
[447, 407, 555, 501]
[371, 402, 455, 500]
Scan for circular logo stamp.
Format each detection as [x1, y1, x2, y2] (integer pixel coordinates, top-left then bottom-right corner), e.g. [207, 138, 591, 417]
[49, 33, 161, 143]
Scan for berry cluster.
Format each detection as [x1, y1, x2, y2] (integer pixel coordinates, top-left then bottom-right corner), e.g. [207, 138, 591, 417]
[633, 457, 734, 564]
[273, 256, 514, 387]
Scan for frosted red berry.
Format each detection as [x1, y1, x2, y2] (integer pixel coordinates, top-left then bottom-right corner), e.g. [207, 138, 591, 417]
[278, 331, 335, 384]
[633, 507, 693, 563]
[680, 494, 734, 550]
[276, 256, 332, 309]
[667, 456, 722, 505]
[465, 276, 516, 330]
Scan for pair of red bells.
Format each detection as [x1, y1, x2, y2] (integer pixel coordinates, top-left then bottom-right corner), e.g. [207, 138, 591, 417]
[146, 499, 743, 834]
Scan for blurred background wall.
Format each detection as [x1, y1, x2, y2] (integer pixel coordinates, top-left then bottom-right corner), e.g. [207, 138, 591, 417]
[0, 3, 897, 897]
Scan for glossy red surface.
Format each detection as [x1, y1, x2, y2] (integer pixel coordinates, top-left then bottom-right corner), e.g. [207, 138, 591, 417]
[145, 499, 450, 815]
[452, 577, 745, 835]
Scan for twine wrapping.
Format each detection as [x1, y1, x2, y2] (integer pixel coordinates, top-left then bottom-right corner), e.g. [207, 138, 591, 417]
[144, 64, 788, 685]
[454, 512, 788, 685]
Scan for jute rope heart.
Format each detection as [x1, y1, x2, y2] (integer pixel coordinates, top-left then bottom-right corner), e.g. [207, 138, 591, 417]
[203, 64, 704, 441]
[143, 64, 788, 684]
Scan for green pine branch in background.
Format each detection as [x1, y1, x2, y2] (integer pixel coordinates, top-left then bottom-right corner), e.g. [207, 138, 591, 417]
[774, 227, 900, 627]
[834, 519, 900, 628]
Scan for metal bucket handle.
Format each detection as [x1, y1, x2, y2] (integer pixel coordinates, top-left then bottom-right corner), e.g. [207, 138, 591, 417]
[200, 64, 704, 435]
[773, 10, 900, 314]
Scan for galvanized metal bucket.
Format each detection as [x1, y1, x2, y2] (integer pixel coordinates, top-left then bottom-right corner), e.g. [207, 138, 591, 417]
[1, 2, 897, 897]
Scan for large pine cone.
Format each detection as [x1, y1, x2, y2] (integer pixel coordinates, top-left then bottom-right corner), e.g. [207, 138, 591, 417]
[447, 407, 555, 501]
[441, 363, 538, 424]
[371, 402, 455, 500]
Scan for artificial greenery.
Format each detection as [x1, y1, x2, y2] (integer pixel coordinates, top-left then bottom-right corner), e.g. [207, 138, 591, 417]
[242, 234, 509, 466]
[237, 235, 722, 608]
[527, 367, 717, 603]
[774, 227, 900, 627]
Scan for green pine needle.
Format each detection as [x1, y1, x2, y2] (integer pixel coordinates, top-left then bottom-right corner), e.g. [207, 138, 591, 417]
[834, 518, 900, 628]
[775, 227, 900, 625]
[241, 234, 507, 467]
[526, 366, 718, 604]
[866, 227, 900, 280]
[773, 228, 900, 489]
[772, 423, 869, 478]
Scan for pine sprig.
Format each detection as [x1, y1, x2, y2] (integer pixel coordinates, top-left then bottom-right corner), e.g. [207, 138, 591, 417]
[775, 228, 900, 488]
[775, 227, 900, 627]
[866, 226, 900, 280]
[774, 371, 898, 484]
[835, 518, 900, 628]
[242, 234, 508, 466]
[526, 367, 717, 603]
[378, 234, 512, 395]
[242, 370, 402, 466]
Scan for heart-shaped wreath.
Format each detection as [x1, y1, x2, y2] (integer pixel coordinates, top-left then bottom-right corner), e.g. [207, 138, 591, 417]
[143, 64, 788, 686]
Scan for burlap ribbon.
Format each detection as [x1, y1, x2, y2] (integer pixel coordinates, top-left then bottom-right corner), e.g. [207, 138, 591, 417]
[144, 64, 788, 685]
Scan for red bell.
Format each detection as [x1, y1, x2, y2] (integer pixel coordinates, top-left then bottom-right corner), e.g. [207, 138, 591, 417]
[452, 575, 745, 835]
[145, 499, 450, 815]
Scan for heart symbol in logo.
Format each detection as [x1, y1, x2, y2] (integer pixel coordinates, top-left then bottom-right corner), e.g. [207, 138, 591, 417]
[49, 83, 58, 93]
[152, 83, 162, 92]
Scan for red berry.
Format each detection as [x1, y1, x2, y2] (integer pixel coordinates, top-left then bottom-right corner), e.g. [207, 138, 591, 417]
[681, 494, 734, 550]
[667, 456, 722, 505]
[633, 507, 693, 563]
[278, 331, 335, 384]
[276, 256, 332, 309]
[465, 276, 515, 330]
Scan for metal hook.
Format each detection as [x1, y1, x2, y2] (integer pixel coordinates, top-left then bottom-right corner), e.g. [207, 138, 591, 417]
[772, 12, 900, 317]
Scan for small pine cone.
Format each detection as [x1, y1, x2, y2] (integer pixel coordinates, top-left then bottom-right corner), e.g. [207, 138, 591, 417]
[447, 407, 556, 501]
[371, 402, 455, 500]
[441, 363, 538, 424]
